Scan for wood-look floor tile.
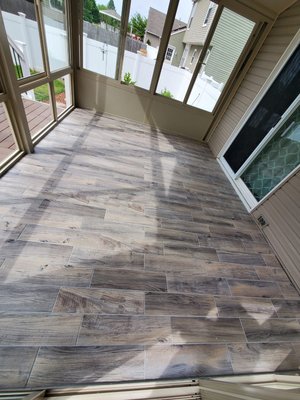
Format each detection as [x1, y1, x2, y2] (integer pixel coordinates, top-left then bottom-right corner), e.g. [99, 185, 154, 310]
[0, 314, 81, 345]
[28, 346, 144, 386]
[167, 274, 230, 296]
[0, 347, 38, 388]
[78, 315, 171, 345]
[228, 343, 300, 373]
[0, 258, 92, 287]
[0, 240, 72, 262]
[164, 245, 218, 261]
[217, 251, 265, 266]
[205, 261, 258, 280]
[69, 248, 144, 270]
[145, 292, 216, 316]
[53, 287, 144, 314]
[241, 318, 300, 342]
[278, 281, 300, 299]
[272, 299, 300, 318]
[255, 266, 289, 282]
[215, 296, 276, 318]
[262, 254, 281, 268]
[171, 317, 245, 344]
[145, 254, 207, 274]
[145, 344, 233, 379]
[91, 268, 167, 292]
[0, 284, 59, 312]
[227, 279, 282, 298]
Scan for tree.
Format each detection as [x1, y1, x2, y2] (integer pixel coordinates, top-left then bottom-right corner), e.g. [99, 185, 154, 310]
[107, 0, 116, 10]
[98, 2, 118, 28]
[83, 0, 100, 24]
[129, 13, 147, 39]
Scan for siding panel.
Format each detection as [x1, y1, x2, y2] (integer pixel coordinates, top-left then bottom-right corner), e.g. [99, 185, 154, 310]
[252, 171, 300, 291]
[208, 1, 300, 156]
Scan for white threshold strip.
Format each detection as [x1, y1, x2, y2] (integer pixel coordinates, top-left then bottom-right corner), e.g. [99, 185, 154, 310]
[1, 374, 300, 400]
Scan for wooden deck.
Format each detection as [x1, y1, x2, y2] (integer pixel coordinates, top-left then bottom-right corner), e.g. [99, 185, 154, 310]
[0, 108, 299, 388]
[0, 99, 54, 162]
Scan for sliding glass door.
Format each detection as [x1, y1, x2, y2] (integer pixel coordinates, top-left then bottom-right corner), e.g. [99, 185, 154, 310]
[222, 44, 300, 208]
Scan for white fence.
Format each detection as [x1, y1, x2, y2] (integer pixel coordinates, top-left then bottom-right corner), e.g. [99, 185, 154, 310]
[3, 11, 222, 112]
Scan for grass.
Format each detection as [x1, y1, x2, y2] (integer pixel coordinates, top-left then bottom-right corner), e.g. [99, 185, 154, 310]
[34, 78, 65, 102]
[14, 67, 65, 102]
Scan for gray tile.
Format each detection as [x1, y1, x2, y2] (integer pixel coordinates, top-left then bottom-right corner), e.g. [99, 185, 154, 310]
[167, 273, 230, 295]
[215, 296, 276, 318]
[228, 343, 300, 373]
[145, 292, 216, 316]
[145, 344, 233, 379]
[78, 315, 172, 345]
[0, 347, 38, 388]
[0, 314, 81, 345]
[171, 317, 245, 344]
[227, 279, 281, 298]
[241, 318, 300, 342]
[28, 346, 144, 386]
[91, 268, 167, 292]
[53, 287, 144, 314]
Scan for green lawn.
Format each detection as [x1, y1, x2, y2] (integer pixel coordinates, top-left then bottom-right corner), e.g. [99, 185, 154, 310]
[34, 78, 65, 102]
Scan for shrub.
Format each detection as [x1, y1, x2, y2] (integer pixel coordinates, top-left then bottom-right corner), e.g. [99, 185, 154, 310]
[123, 72, 136, 85]
[160, 88, 174, 98]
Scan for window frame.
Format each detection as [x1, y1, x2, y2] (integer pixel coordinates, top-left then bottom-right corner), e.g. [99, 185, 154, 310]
[203, 2, 214, 27]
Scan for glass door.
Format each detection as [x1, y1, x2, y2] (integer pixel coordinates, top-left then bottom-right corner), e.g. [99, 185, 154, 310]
[221, 44, 300, 208]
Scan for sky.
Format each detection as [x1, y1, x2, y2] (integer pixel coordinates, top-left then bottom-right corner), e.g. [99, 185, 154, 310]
[96, 0, 193, 22]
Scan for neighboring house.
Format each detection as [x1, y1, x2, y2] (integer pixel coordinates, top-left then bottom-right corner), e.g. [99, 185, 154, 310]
[180, 0, 254, 85]
[144, 7, 186, 48]
[180, 0, 217, 72]
[168, 27, 186, 67]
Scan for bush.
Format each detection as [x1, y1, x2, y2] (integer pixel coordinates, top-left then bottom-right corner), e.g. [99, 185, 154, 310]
[160, 88, 174, 98]
[123, 72, 136, 86]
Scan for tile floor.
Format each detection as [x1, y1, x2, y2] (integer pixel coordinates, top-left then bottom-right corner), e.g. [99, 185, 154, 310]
[0, 109, 299, 389]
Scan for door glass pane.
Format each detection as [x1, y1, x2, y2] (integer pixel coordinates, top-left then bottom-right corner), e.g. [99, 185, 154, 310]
[0, 0, 45, 79]
[21, 84, 53, 138]
[54, 74, 72, 115]
[187, 7, 255, 112]
[121, 0, 169, 90]
[41, 0, 69, 71]
[225, 44, 300, 173]
[157, 1, 217, 101]
[83, 0, 123, 79]
[242, 103, 300, 201]
[0, 102, 19, 163]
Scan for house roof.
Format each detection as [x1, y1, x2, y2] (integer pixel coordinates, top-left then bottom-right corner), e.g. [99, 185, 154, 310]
[146, 7, 187, 38]
[99, 9, 121, 21]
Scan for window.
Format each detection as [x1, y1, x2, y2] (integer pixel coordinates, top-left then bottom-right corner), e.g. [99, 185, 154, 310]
[50, 0, 64, 12]
[0, 0, 45, 80]
[54, 74, 72, 116]
[188, 2, 196, 29]
[187, 8, 255, 112]
[156, 0, 195, 101]
[121, 0, 170, 90]
[41, 0, 69, 71]
[190, 49, 197, 64]
[203, 2, 214, 26]
[165, 45, 175, 62]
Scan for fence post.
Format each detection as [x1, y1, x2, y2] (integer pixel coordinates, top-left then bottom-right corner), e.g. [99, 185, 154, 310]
[17, 12, 33, 68]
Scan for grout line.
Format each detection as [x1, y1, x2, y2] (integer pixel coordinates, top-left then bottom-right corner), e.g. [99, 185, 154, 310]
[25, 346, 40, 388]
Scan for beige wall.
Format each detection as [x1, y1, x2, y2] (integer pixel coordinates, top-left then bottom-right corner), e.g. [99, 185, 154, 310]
[207, 1, 300, 156]
[252, 170, 300, 290]
[76, 69, 213, 141]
